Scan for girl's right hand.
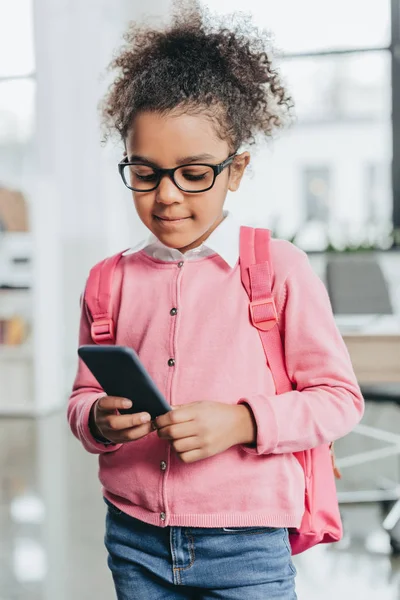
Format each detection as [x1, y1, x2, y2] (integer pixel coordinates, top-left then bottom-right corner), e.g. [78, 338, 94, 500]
[89, 396, 153, 444]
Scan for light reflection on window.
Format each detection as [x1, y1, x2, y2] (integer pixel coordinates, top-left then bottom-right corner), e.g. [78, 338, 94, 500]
[206, 0, 390, 54]
[0, 0, 35, 77]
[13, 538, 47, 582]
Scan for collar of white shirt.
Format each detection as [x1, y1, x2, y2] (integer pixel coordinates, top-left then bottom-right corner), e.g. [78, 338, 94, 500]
[122, 211, 241, 269]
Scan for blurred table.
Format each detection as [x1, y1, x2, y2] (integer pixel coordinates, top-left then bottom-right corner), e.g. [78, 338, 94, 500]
[336, 315, 400, 384]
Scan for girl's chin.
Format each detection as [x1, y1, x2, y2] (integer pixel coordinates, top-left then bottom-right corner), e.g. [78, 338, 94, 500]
[151, 229, 196, 250]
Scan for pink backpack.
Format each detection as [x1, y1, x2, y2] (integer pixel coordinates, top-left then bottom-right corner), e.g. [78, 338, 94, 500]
[84, 226, 343, 554]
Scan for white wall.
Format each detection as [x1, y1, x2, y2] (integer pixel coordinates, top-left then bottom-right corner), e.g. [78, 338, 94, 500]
[32, 0, 172, 402]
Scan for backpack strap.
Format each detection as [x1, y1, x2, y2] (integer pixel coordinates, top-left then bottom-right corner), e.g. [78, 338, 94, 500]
[84, 251, 127, 344]
[240, 227, 340, 477]
[239, 226, 293, 395]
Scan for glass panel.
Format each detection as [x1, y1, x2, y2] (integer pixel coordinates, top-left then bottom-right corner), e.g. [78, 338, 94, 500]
[0, 0, 35, 77]
[207, 0, 391, 53]
[279, 52, 391, 122]
[0, 79, 35, 192]
[304, 167, 331, 222]
[227, 51, 392, 251]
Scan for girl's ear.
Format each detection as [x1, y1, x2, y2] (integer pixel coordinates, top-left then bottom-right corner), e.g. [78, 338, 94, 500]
[228, 152, 250, 192]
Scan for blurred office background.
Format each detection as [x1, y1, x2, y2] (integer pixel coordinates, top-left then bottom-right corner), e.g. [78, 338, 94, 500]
[1, 0, 400, 598]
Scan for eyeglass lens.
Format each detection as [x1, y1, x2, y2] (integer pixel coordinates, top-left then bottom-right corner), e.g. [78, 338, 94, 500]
[123, 164, 215, 192]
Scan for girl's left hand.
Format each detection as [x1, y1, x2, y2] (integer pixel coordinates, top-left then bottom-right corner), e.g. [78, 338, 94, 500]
[155, 401, 257, 463]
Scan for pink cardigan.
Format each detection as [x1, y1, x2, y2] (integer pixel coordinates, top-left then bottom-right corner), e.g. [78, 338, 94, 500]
[68, 240, 364, 528]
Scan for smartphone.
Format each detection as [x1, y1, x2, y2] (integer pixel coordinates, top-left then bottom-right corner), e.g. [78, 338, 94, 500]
[78, 345, 172, 419]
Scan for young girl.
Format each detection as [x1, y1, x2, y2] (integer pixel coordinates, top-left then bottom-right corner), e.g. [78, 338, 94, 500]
[68, 3, 364, 598]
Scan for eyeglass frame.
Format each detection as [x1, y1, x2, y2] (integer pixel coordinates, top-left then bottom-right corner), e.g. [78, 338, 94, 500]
[118, 152, 238, 193]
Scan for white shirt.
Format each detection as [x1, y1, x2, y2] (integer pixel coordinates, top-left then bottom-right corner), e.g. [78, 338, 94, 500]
[123, 211, 240, 269]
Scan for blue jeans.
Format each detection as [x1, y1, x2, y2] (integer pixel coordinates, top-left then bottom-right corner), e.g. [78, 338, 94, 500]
[104, 499, 297, 599]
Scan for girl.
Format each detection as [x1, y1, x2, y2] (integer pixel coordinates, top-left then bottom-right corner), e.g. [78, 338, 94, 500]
[68, 3, 364, 598]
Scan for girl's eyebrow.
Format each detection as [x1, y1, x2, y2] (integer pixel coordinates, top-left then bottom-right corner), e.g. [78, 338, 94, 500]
[128, 153, 217, 166]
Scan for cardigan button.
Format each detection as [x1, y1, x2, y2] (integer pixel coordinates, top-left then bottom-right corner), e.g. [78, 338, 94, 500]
[170, 308, 178, 316]
[160, 461, 167, 471]
[178, 261, 184, 268]
[160, 512, 166, 521]
[168, 358, 175, 367]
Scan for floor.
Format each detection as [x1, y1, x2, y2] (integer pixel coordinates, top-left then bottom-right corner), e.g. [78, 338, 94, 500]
[1, 406, 400, 600]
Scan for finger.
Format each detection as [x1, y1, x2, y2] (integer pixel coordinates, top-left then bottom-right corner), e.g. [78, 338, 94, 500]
[154, 412, 173, 429]
[172, 436, 201, 454]
[97, 396, 132, 413]
[102, 422, 153, 443]
[123, 422, 154, 441]
[106, 412, 151, 432]
[157, 421, 198, 441]
[177, 449, 206, 464]
[156, 406, 195, 429]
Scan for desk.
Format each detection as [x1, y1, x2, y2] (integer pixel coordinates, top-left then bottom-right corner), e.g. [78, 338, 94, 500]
[336, 315, 400, 384]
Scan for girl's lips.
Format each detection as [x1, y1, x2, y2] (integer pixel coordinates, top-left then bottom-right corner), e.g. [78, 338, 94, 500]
[153, 215, 192, 228]
[154, 216, 191, 221]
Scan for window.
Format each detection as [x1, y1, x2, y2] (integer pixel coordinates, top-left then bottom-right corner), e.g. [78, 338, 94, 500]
[0, 1, 35, 77]
[0, 80, 35, 190]
[276, 51, 392, 247]
[278, 52, 391, 123]
[207, 0, 390, 53]
[0, 1, 35, 195]
[207, 0, 394, 250]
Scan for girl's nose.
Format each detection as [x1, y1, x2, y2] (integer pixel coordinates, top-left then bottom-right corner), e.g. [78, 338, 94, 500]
[155, 175, 185, 205]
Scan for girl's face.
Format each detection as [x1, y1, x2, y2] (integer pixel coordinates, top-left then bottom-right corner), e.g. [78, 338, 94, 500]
[124, 111, 250, 253]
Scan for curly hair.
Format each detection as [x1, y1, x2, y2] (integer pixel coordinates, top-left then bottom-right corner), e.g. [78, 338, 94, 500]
[101, 1, 293, 150]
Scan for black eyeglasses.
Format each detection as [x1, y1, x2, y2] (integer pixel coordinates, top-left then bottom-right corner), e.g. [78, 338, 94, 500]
[118, 153, 237, 193]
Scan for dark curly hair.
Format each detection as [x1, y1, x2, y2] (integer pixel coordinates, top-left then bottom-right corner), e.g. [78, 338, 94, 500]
[101, 1, 293, 150]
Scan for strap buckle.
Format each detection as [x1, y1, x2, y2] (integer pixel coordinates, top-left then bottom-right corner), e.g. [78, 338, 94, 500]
[249, 298, 278, 332]
[91, 318, 114, 344]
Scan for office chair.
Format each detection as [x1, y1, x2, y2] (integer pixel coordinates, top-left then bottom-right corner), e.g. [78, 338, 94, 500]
[325, 254, 400, 554]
